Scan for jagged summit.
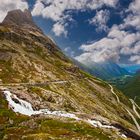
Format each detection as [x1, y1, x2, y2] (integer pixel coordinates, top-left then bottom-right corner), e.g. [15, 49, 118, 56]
[1, 9, 42, 32]
[2, 9, 33, 25]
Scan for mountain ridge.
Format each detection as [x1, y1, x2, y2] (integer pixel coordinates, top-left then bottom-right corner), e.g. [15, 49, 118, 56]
[73, 59, 130, 80]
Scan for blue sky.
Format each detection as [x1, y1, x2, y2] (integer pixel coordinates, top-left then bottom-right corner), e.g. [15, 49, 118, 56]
[0, 0, 140, 70]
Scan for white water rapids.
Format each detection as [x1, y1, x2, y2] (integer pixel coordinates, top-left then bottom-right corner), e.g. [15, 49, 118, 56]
[2, 89, 127, 138]
[3, 90, 79, 119]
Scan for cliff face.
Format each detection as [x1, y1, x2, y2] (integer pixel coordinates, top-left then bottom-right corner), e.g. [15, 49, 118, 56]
[0, 9, 140, 139]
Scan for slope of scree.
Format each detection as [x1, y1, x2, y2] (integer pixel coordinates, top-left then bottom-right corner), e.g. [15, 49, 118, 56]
[0, 9, 140, 140]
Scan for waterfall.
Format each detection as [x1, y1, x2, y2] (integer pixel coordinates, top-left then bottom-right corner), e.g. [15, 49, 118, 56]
[3, 90, 41, 116]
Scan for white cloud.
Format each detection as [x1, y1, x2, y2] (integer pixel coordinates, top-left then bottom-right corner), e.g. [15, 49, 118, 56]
[52, 22, 67, 37]
[0, 0, 28, 22]
[75, 26, 140, 65]
[32, 0, 118, 36]
[89, 10, 110, 32]
[130, 55, 140, 64]
[123, 14, 140, 30]
[108, 25, 127, 40]
[133, 41, 140, 54]
[122, 0, 140, 31]
[33, 0, 118, 20]
[129, 0, 140, 13]
[32, 1, 44, 16]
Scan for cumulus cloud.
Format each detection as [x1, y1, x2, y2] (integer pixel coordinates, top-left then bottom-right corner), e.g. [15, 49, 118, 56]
[122, 0, 140, 30]
[52, 22, 68, 37]
[0, 0, 28, 22]
[123, 14, 140, 31]
[31, 1, 44, 16]
[32, 0, 118, 20]
[32, 0, 118, 36]
[75, 25, 140, 65]
[129, 0, 140, 13]
[130, 55, 140, 64]
[89, 10, 110, 32]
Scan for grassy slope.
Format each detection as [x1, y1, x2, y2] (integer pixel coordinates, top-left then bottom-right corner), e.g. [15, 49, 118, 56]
[122, 74, 140, 105]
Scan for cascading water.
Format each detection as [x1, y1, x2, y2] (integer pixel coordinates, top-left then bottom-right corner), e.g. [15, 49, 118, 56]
[3, 90, 41, 116]
[2, 89, 127, 138]
[3, 90, 79, 119]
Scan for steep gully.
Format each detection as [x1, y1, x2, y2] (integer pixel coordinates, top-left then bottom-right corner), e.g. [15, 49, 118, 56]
[1, 78, 140, 138]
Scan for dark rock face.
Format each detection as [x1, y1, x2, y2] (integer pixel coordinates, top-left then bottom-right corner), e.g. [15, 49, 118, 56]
[1, 9, 42, 33]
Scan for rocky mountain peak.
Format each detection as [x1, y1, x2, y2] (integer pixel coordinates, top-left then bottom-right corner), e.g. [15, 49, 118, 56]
[1, 9, 42, 32]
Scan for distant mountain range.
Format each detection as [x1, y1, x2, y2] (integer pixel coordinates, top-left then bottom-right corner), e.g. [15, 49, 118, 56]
[73, 59, 130, 80]
[121, 64, 140, 74]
